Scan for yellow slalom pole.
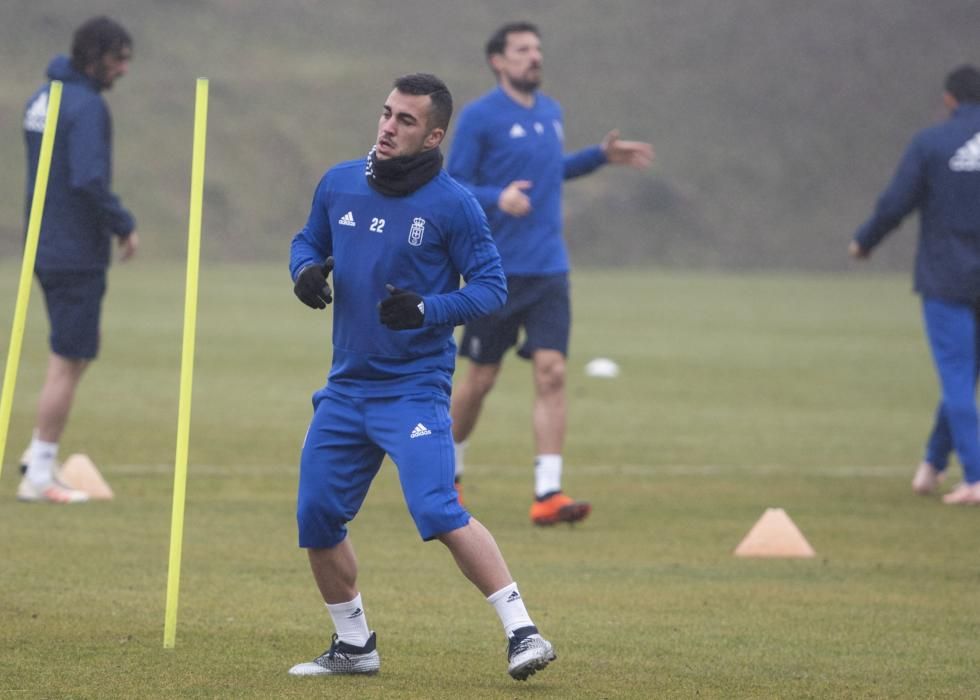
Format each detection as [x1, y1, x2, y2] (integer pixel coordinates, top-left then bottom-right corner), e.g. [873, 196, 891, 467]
[0, 81, 63, 481]
[164, 78, 209, 649]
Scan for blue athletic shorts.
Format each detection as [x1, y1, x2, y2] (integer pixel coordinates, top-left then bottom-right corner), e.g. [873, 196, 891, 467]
[296, 387, 469, 548]
[35, 269, 107, 360]
[459, 273, 570, 364]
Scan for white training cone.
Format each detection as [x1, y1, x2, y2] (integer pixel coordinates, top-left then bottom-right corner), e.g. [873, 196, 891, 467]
[734, 507, 815, 558]
[57, 453, 114, 500]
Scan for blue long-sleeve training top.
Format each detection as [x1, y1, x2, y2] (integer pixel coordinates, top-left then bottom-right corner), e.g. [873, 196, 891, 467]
[23, 55, 135, 271]
[290, 158, 507, 398]
[447, 87, 607, 277]
[854, 102, 980, 304]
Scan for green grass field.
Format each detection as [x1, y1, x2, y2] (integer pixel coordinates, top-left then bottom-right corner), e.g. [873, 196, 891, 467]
[1, 262, 977, 699]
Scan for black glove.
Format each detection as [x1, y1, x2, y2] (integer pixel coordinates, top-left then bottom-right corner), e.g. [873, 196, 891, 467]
[379, 284, 424, 330]
[293, 257, 334, 309]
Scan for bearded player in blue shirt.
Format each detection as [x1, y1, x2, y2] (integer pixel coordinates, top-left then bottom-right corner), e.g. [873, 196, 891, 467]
[448, 22, 654, 525]
[287, 73, 555, 681]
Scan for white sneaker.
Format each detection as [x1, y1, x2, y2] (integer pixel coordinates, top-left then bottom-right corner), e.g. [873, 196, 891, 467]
[288, 632, 380, 676]
[507, 625, 555, 681]
[942, 482, 980, 505]
[911, 462, 945, 494]
[17, 476, 89, 504]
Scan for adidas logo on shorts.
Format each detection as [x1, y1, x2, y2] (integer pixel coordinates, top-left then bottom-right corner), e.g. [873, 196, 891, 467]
[410, 423, 432, 439]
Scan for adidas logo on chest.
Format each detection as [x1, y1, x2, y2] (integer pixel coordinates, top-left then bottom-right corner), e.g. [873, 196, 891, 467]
[950, 132, 980, 172]
[24, 92, 48, 133]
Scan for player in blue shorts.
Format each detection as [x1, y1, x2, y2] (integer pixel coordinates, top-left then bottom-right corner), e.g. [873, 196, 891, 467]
[18, 17, 138, 505]
[287, 73, 555, 681]
[447, 22, 654, 525]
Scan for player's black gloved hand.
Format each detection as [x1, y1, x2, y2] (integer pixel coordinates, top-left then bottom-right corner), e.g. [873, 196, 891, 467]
[379, 284, 424, 330]
[293, 257, 334, 309]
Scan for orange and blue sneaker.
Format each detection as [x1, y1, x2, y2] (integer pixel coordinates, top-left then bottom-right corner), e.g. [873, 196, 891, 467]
[529, 491, 591, 526]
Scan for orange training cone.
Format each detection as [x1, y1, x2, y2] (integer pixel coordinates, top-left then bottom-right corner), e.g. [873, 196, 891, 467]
[57, 453, 114, 500]
[734, 507, 815, 558]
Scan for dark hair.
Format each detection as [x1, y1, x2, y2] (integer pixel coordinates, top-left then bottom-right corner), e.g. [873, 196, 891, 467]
[393, 73, 453, 131]
[71, 16, 132, 72]
[485, 21, 540, 59]
[945, 64, 980, 104]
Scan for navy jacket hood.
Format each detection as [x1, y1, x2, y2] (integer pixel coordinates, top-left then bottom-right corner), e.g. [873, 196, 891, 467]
[45, 54, 103, 92]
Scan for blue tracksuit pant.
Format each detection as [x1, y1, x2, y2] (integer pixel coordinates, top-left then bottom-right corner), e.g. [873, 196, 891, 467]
[922, 297, 980, 484]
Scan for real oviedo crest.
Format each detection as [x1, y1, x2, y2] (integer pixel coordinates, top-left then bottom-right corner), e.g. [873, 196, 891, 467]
[409, 217, 425, 246]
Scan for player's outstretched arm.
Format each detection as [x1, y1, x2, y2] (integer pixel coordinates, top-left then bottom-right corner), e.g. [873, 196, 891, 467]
[601, 129, 654, 169]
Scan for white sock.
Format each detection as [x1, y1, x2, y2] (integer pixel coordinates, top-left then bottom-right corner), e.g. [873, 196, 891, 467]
[26, 438, 58, 488]
[326, 594, 370, 646]
[21, 429, 39, 467]
[534, 454, 562, 498]
[454, 441, 467, 479]
[487, 582, 534, 637]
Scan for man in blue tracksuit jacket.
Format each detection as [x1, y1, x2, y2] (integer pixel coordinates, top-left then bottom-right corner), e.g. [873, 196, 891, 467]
[446, 22, 654, 525]
[18, 17, 137, 505]
[851, 64, 980, 505]
[287, 73, 555, 681]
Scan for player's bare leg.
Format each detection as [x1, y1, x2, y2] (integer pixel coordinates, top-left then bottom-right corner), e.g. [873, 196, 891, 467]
[18, 354, 89, 504]
[529, 349, 589, 525]
[439, 518, 555, 680]
[289, 539, 379, 676]
[451, 361, 501, 444]
[450, 361, 501, 498]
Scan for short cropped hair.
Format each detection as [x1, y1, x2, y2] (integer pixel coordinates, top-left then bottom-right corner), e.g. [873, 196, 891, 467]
[485, 21, 540, 59]
[71, 16, 132, 72]
[393, 73, 453, 131]
[945, 65, 980, 104]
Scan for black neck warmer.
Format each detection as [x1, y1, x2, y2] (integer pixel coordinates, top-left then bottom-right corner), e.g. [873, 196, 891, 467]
[365, 145, 443, 197]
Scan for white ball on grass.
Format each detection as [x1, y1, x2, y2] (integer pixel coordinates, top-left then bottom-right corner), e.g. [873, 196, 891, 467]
[584, 357, 620, 378]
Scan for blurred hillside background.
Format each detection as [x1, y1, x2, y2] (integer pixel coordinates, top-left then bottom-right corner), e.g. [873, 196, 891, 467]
[1, 0, 977, 271]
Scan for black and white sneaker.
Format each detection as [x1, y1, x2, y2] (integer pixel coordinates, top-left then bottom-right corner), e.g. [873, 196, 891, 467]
[288, 632, 380, 676]
[507, 625, 555, 680]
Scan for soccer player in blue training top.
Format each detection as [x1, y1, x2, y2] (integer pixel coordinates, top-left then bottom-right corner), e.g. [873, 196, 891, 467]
[18, 16, 138, 504]
[447, 22, 654, 525]
[850, 64, 980, 505]
[287, 73, 556, 681]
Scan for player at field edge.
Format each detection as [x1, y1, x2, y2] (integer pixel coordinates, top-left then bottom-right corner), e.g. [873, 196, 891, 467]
[18, 16, 138, 505]
[287, 72, 556, 680]
[850, 64, 980, 505]
[446, 21, 654, 525]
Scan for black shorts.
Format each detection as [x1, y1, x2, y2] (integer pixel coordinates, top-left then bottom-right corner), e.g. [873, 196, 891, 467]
[459, 273, 570, 364]
[35, 269, 107, 360]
